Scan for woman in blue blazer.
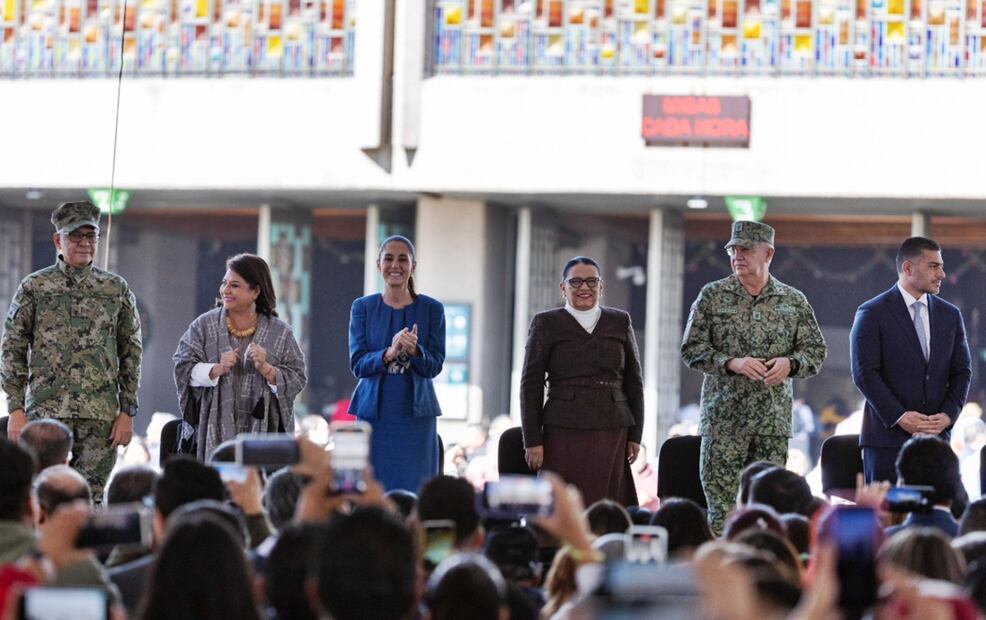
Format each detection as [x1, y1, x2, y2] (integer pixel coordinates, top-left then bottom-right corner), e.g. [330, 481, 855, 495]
[348, 235, 445, 492]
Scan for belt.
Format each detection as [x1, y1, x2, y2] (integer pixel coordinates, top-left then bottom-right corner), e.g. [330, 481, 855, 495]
[549, 378, 622, 390]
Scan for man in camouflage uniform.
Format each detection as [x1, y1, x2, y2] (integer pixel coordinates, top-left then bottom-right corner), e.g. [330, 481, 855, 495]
[681, 221, 826, 533]
[2, 201, 141, 502]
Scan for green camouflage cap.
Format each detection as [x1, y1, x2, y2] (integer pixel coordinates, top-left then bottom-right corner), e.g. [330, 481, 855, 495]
[724, 220, 774, 249]
[51, 201, 100, 233]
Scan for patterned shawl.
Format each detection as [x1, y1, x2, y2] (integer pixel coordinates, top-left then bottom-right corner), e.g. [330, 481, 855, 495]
[173, 307, 307, 461]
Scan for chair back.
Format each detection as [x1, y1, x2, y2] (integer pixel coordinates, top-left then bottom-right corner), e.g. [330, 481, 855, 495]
[0, 416, 8, 440]
[820, 434, 863, 500]
[656, 435, 707, 509]
[979, 445, 986, 497]
[159, 418, 181, 467]
[498, 426, 534, 476]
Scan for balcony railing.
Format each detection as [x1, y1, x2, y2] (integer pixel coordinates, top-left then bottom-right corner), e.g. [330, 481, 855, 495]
[0, 0, 354, 77]
[431, 0, 986, 76]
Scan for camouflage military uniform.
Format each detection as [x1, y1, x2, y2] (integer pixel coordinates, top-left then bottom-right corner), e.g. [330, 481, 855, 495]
[681, 222, 826, 533]
[1, 203, 141, 501]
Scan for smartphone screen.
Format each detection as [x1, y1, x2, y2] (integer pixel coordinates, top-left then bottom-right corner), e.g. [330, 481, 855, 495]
[214, 463, 250, 484]
[883, 485, 935, 514]
[834, 506, 878, 611]
[76, 504, 153, 551]
[20, 587, 108, 620]
[235, 434, 300, 466]
[330, 422, 371, 494]
[624, 526, 669, 564]
[421, 519, 457, 568]
[481, 476, 553, 520]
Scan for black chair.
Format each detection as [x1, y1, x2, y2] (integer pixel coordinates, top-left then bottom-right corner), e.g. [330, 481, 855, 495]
[498, 426, 534, 476]
[209, 439, 237, 463]
[0, 416, 8, 440]
[158, 418, 181, 467]
[437, 433, 444, 474]
[820, 433, 863, 501]
[656, 435, 707, 509]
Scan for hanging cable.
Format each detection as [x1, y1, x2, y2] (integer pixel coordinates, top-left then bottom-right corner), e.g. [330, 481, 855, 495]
[102, 0, 128, 270]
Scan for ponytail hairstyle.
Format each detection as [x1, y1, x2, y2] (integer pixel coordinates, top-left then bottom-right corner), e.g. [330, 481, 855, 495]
[222, 253, 279, 317]
[378, 235, 418, 299]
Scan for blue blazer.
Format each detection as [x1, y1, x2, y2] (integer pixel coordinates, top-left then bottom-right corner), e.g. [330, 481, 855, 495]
[347, 293, 445, 420]
[885, 509, 960, 538]
[850, 285, 971, 449]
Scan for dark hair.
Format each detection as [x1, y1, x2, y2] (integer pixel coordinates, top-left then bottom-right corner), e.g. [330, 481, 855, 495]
[220, 253, 278, 317]
[263, 468, 305, 532]
[378, 235, 417, 298]
[0, 439, 35, 521]
[153, 457, 226, 520]
[561, 256, 601, 280]
[584, 499, 631, 537]
[265, 523, 318, 620]
[168, 499, 248, 548]
[896, 236, 941, 273]
[483, 526, 539, 583]
[879, 527, 965, 584]
[953, 531, 986, 566]
[723, 504, 786, 541]
[426, 554, 507, 620]
[384, 489, 418, 521]
[626, 506, 654, 526]
[417, 476, 480, 547]
[966, 559, 986, 617]
[312, 507, 416, 620]
[137, 513, 263, 620]
[106, 465, 159, 506]
[895, 435, 960, 507]
[748, 467, 813, 516]
[32, 465, 92, 517]
[738, 461, 776, 506]
[734, 529, 801, 578]
[961, 499, 986, 536]
[649, 497, 714, 558]
[779, 513, 811, 560]
[18, 419, 73, 471]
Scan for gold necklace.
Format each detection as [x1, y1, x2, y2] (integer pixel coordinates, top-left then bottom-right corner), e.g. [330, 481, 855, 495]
[226, 316, 256, 338]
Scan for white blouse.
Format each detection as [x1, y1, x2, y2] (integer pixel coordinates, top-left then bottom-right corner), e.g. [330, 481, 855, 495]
[564, 303, 602, 334]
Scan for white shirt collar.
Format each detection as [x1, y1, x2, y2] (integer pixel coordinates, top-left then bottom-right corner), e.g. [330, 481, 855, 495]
[564, 303, 602, 333]
[897, 281, 928, 308]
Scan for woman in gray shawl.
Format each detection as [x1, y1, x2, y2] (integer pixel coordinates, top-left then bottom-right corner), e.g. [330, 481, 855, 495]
[174, 253, 307, 461]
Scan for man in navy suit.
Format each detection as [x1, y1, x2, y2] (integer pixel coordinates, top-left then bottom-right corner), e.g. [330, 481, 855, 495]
[851, 237, 972, 483]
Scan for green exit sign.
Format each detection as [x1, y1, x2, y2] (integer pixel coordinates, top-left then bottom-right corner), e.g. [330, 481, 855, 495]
[86, 188, 132, 215]
[725, 196, 767, 222]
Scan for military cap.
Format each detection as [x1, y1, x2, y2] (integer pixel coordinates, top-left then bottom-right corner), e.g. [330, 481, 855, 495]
[51, 201, 100, 233]
[724, 220, 774, 249]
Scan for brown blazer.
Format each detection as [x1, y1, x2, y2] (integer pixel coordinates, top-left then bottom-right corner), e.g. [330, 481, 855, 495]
[520, 307, 644, 448]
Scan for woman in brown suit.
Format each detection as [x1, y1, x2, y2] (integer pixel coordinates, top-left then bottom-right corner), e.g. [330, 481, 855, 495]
[520, 256, 645, 506]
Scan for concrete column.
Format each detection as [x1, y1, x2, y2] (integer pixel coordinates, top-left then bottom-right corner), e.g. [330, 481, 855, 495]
[509, 207, 532, 421]
[263, 207, 313, 415]
[415, 197, 511, 436]
[643, 208, 685, 455]
[911, 211, 931, 237]
[364, 205, 381, 295]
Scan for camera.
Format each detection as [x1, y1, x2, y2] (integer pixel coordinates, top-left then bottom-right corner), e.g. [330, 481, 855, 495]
[479, 476, 553, 520]
[76, 503, 153, 551]
[234, 434, 300, 466]
[883, 485, 936, 514]
[329, 421, 371, 494]
[18, 587, 109, 620]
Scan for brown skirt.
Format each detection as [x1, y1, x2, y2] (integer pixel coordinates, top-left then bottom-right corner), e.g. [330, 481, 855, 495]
[541, 425, 637, 507]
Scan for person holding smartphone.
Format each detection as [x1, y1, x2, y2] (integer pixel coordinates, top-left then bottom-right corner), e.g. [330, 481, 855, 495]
[174, 254, 307, 461]
[520, 256, 644, 507]
[347, 235, 445, 492]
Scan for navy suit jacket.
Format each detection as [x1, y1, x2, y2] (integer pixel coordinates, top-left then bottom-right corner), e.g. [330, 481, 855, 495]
[347, 293, 445, 420]
[850, 285, 971, 449]
[884, 509, 960, 538]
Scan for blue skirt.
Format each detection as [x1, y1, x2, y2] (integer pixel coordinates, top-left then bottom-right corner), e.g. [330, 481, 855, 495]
[367, 413, 439, 493]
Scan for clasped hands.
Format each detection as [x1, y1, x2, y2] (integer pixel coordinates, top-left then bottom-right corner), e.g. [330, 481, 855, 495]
[384, 323, 419, 364]
[211, 343, 272, 379]
[898, 411, 951, 436]
[727, 356, 792, 386]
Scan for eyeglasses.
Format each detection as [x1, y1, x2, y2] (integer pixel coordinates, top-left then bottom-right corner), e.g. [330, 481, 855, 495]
[565, 277, 601, 289]
[65, 231, 99, 243]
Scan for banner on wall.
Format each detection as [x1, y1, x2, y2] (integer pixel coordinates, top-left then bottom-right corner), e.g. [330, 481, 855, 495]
[641, 95, 751, 147]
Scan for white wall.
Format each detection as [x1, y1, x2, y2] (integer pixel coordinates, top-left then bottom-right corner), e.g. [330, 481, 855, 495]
[406, 76, 986, 201]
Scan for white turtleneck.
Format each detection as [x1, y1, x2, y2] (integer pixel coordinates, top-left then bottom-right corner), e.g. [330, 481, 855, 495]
[565, 303, 602, 333]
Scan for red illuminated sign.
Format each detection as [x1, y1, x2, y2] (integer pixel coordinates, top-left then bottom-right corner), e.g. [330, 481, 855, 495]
[641, 95, 751, 148]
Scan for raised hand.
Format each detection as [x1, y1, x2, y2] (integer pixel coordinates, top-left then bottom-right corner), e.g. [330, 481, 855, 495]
[212, 348, 240, 378]
[246, 342, 267, 370]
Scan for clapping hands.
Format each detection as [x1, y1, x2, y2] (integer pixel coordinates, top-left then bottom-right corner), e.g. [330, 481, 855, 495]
[385, 324, 419, 363]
